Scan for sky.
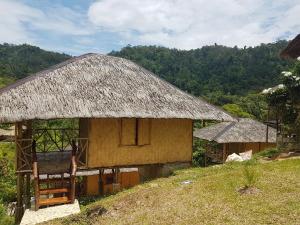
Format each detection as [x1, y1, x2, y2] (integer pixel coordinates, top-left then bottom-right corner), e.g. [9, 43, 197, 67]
[0, 0, 299, 56]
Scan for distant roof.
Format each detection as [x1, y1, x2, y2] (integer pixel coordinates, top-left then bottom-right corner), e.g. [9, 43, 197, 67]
[0, 127, 14, 137]
[0, 53, 234, 123]
[0, 126, 14, 141]
[280, 34, 300, 59]
[193, 118, 277, 143]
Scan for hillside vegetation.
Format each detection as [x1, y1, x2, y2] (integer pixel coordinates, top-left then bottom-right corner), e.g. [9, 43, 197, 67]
[110, 41, 292, 97]
[0, 43, 70, 85]
[44, 159, 300, 225]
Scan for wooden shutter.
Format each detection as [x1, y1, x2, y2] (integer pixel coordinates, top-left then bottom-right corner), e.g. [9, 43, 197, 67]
[138, 119, 151, 145]
[121, 118, 137, 146]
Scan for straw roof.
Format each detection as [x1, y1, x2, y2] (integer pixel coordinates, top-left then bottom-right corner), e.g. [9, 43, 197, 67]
[0, 53, 234, 123]
[280, 34, 300, 59]
[193, 118, 277, 143]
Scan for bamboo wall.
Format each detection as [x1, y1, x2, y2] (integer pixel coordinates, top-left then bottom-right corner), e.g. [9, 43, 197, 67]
[85, 171, 140, 196]
[226, 142, 276, 155]
[86, 118, 193, 168]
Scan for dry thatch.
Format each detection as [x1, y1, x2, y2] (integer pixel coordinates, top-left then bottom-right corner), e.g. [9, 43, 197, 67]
[280, 34, 300, 59]
[194, 118, 276, 143]
[0, 53, 234, 123]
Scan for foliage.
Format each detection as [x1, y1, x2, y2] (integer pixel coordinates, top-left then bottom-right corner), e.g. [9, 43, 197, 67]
[265, 61, 300, 134]
[222, 103, 253, 118]
[0, 76, 15, 89]
[0, 43, 70, 80]
[0, 143, 15, 224]
[110, 41, 291, 97]
[242, 160, 259, 188]
[255, 147, 281, 159]
[0, 143, 16, 203]
[0, 203, 14, 225]
[192, 138, 206, 166]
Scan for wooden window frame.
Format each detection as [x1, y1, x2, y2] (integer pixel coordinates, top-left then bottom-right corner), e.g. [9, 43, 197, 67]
[119, 118, 151, 147]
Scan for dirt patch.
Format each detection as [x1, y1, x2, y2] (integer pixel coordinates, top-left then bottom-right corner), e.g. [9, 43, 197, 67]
[86, 206, 107, 217]
[238, 186, 260, 195]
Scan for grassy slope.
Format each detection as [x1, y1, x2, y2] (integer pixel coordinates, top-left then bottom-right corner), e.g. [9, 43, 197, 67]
[45, 159, 300, 225]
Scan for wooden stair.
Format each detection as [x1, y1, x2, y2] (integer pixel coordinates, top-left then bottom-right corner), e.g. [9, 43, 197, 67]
[32, 140, 77, 210]
[39, 196, 71, 206]
[39, 187, 69, 195]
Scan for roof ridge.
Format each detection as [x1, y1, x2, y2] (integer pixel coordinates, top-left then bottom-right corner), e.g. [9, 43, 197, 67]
[212, 121, 236, 142]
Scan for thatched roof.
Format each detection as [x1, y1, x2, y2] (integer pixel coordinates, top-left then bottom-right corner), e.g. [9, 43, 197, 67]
[193, 118, 277, 143]
[0, 53, 234, 123]
[281, 34, 300, 59]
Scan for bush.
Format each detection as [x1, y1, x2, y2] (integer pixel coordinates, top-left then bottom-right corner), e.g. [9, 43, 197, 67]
[255, 147, 280, 158]
[0, 203, 14, 225]
[242, 161, 259, 188]
[192, 139, 206, 166]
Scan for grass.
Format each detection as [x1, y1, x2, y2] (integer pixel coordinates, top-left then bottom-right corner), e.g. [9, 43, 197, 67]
[43, 159, 300, 225]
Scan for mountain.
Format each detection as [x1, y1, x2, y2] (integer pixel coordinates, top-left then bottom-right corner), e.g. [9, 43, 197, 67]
[0, 43, 70, 87]
[110, 41, 293, 97]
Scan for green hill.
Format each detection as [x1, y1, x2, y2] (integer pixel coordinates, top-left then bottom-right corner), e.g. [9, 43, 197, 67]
[110, 41, 292, 97]
[0, 43, 70, 86]
[43, 159, 300, 225]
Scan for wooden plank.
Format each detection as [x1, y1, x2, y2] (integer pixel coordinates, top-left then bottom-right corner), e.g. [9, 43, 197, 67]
[39, 197, 71, 206]
[39, 188, 69, 195]
[39, 178, 70, 184]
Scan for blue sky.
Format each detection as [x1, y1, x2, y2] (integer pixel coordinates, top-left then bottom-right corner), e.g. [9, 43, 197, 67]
[0, 0, 299, 56]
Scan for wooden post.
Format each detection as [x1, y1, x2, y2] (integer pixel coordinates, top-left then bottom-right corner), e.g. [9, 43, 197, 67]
[98, 169, 104, 195]
[25, 174, 31, 209]
[222, 143, 226, 163]
[24, 121, 32, 209]
[266, 108, 270, 143]
[15, 122, 24, 224]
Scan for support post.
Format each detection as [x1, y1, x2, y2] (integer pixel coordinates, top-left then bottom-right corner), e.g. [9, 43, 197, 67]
[222, 143, 226, 163]
[24, 121, 32, 209]
[15, 122, 24, 224]
[25, 173, 31, 209]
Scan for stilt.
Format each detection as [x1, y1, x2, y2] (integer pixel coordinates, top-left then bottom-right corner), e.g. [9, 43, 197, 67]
[15, 122, 24, 224]
[25, 173, 31, 209]
[16, 174, 24, 224]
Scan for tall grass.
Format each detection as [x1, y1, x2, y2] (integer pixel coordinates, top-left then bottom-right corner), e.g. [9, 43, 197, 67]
[242, 161, 259, 188]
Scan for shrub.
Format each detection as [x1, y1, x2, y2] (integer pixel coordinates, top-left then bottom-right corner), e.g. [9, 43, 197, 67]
[242, 161, 259, 188]
[0, 203, 14, 225]
[255, 147, 280, 158]
[192, 139, 206, 166]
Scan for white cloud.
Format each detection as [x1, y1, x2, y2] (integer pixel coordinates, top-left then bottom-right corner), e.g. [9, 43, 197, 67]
[88, 0, 300, 49]
[1, 0, 300, 54]
[0, 0, 92, 45]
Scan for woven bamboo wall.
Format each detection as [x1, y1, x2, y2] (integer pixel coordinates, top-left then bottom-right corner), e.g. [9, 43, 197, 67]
[227, 142, 276, 155]
[87, 118, 193, 167]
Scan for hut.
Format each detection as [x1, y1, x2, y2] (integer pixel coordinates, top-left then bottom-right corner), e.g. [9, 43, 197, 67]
[0, 53, 234, 222]
[194, 118, 276, 163]
[280, 34, 300, 59]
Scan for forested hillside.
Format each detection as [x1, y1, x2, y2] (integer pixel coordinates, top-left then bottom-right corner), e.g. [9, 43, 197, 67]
[110, 41, 292, 97]
[0, 43, 70, 87]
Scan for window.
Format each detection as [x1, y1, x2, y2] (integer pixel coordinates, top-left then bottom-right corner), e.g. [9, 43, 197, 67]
[120, 118, 151, 146]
